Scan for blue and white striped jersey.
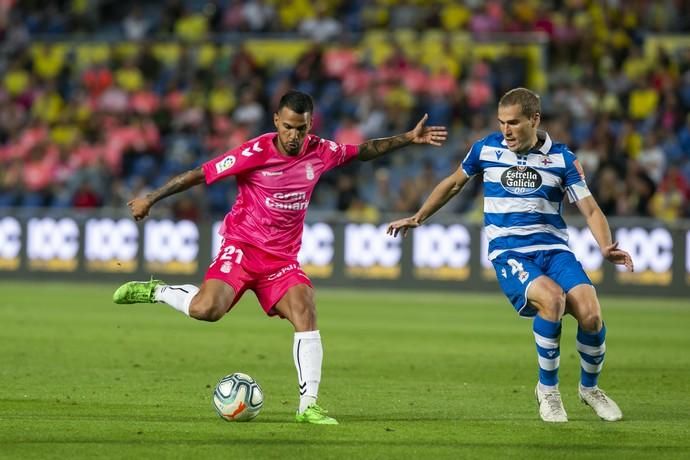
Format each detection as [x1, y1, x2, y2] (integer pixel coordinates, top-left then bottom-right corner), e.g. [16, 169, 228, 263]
[461, 131, 591, 260]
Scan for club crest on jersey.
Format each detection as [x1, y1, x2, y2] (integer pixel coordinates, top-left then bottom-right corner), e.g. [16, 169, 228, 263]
[518, 270, 530, 284]
[305, 162, 314, 180]
[215, 155, 236, 174]
[500, 165, 543, 195]
[540, 155, 553, 166]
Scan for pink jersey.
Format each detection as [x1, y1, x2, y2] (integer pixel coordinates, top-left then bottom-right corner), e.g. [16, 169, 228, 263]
[202, 132, 359, 259]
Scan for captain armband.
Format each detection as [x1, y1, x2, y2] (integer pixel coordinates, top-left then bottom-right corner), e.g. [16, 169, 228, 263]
[565, 180, 592, 203]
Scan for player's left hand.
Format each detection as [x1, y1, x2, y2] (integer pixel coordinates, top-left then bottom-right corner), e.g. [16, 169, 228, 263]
[410, 114, 448, 146]
[386, 216, 421, 238]
[602, 241, 634, 272]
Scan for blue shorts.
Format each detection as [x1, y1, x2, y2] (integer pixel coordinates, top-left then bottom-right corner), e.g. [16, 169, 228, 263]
[491, 250, 592, 317]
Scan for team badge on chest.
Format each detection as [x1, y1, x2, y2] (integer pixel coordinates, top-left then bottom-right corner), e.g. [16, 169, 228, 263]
[305, 162, 314, 180]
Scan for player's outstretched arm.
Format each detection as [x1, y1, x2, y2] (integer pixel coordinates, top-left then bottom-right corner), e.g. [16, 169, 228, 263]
[128, 166, 206, 221]
[387, 169, 469, 238]
[576, 195, 634, 271]
[357, 114, 448, 161]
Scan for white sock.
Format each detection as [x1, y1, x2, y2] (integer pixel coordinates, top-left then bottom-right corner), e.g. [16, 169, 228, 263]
[153, 284, 199, 316]
[538, 382, 559, 393]
[293, 330, 322, 413]
[579, 383, 599, 392]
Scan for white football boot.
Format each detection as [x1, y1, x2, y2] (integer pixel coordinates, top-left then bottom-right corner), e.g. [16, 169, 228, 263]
[535, 384, 568, 422]
[578, 385, 623, 421]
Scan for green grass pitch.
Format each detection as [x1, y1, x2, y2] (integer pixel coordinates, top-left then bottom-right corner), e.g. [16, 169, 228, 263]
[1, 282, 689, 459]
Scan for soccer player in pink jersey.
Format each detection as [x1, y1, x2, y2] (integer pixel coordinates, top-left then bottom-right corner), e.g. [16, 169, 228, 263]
[112, 90, 448, 424]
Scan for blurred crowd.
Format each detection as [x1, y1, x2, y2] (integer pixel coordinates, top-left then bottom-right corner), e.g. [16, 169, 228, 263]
[1, 0, 690, 222]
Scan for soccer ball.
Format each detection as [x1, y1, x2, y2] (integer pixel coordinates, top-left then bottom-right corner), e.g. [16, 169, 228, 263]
[212, 372, 264, 422]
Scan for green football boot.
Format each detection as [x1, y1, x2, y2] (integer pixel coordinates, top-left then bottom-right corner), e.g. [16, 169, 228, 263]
[112, 279, 163, 304]
[295, 404, 339, 425]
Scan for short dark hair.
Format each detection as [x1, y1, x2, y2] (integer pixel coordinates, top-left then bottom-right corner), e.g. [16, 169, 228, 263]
[277, 90, 314, 114]
[499, 87, 541, 118]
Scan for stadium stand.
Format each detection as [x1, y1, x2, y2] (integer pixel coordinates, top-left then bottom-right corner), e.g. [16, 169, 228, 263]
[1, 0, 689, 220]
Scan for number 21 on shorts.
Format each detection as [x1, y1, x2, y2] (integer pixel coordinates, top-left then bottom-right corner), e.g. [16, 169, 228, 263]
[212, 243, 244, 268]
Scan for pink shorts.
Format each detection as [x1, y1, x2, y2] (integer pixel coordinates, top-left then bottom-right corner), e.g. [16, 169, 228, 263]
[204, 238, 313, 315]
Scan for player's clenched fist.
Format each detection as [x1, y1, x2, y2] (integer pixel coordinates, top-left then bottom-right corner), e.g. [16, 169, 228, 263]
[128, 197, 152, 221]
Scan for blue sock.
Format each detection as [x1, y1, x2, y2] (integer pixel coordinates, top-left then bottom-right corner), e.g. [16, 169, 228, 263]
[532, 315, 561, 386]
[533, 315, 562, 387]
[577, 323, 606, 388]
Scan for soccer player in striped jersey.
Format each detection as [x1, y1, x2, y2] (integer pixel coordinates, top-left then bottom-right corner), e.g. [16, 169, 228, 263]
[387, 87, 634, 423]
[112, 91, 448, 425]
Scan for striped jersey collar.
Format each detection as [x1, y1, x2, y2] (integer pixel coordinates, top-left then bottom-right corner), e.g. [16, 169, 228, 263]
[501, 130, 552, 155]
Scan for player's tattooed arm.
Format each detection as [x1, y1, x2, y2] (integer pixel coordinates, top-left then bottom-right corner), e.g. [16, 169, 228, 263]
[146, 166, 205, 204]
[357, 114, 447, 161]
[128, 167, 205, 221]
[357, 133, 413, 161]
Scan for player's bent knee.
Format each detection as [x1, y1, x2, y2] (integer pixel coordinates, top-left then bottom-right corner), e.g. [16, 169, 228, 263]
[579, 310, 602, 332]
[542, 303, 564, 320]
[546, 285, 566, 308]
[189, 297, 227, 322]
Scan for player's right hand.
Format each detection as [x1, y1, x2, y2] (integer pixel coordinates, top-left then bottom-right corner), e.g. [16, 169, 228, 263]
[386, 216, 421, 238]
[128, 197, 152, 221]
